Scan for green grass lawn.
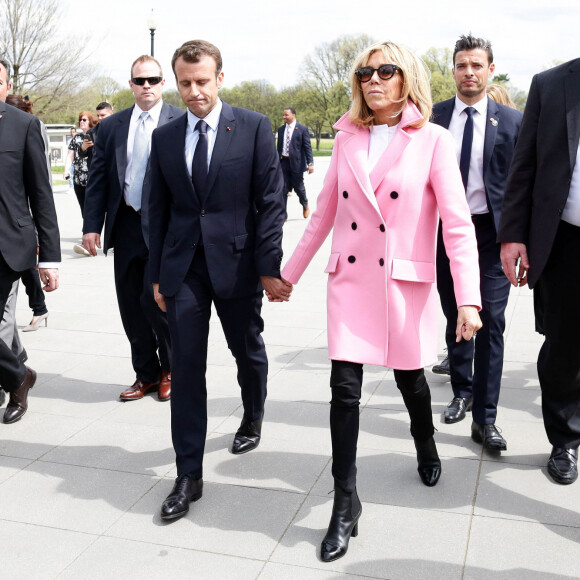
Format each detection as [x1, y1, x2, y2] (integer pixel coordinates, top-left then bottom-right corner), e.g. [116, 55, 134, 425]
[311, 138, 334, 156]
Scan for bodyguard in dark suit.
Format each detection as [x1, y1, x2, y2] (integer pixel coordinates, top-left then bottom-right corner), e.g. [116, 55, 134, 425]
[83, 56, 183, 402]
[148, 40, 288, 520]
[432, 36, 522, 450]
[499, 58, 580, 485]
[0, 58, 61, 423]
[277, 107, 314, 218]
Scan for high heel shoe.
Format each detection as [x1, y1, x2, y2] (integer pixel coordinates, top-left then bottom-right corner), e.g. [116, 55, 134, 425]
[320, 486, 362, 562]
[22, 312, 49, 332]
[415, 436, 442, 487]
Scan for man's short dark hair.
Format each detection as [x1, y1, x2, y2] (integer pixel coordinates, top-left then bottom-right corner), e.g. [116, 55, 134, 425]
[284, 107, 296, 115]
[0, 57, 11, 79]
[96, 102, 113, 111]
[171, 40, 222, 76]
[453, 35, 493, 65]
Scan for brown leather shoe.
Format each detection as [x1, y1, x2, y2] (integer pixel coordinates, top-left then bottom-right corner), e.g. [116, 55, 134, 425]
[4, 367, 37, 424]
[119, 379, 160, 401]
[158, 370, 171, 401]
[303, 205, 310, 219]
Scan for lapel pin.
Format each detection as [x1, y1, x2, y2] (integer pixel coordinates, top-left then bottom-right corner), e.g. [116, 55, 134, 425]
[489, 117, 498, 126]
[226, 126, 231, 131]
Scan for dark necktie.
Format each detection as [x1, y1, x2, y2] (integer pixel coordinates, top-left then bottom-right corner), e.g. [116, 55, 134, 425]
[459, 106, 475, 190]
[192, 120, 209, 196]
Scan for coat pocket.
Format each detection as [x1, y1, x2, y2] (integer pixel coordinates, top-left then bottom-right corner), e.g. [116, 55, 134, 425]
[16, 215, 34, 227]
[324, 253, 340, 273]
[391, 259, 435, 283]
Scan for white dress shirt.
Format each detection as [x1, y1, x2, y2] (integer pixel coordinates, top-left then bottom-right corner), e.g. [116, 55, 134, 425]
[448, 95, 489, 215]
[368, 123, 399, 171]
[562, 140, 580, 227]
[123, 99, 164, 205]
[185, 99, 223, 176]
[282, 120, 296, 156]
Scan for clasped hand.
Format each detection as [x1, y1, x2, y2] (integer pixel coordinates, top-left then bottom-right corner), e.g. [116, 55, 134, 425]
[261, 276, 293, 302]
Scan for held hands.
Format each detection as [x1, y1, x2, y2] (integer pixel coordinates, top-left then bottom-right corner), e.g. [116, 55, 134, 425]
[455, 306, 482, 342]
[153, 283, 167, 312]
[39, 268, 59, 292]
[82, 233, 101, 256]
[500, 242, 529, 287]
[261, 276, 293, 302]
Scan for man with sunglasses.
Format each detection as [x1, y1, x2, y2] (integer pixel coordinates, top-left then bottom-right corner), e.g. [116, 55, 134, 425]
[83, 55, 184, 403]
[277, 107, 314, 219]
[432, 35, 522, 450]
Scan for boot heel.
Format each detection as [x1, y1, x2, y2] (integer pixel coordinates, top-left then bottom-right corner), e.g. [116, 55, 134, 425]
[351, 522, 358, 537]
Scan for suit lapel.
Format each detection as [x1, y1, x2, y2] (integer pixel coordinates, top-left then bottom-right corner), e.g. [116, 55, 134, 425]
[204, 103, 235, 203]
[433, 99, 454, 129]
[115, 108, 132, 193]
[483, 98, 499, 177]
[565, 63, 580, 173]
[0, 101, 6, 143]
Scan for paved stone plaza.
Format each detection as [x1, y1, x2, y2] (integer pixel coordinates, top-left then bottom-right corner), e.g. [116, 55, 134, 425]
[1, 157, 579, 579]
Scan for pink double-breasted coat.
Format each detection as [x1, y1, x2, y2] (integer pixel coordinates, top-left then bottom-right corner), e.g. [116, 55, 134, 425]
[281, 101, 482, 370]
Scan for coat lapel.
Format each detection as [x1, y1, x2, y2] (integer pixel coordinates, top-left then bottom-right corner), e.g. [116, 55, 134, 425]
[115, 107, 132, 193]
[565, 62, 580, 173]
[369, 101, 424, 192]
[432, 99, 454, 129]
[204, 102, 235, 203]
[483, 97, 499, 177]
[341, 127, 381, 215]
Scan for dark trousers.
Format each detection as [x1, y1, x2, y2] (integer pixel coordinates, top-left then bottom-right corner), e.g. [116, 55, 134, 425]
[73, 183, 86, 218]
[112, 204, 171, 383]
[330, 360, 435, 493]
[0, 254, 26, 391]
[21, 268, 48, 316]
[436, 214, 510, 424]
[280, 158, 308, 210]
[535, 220, 580, 449]
[166, 247, 268, 478]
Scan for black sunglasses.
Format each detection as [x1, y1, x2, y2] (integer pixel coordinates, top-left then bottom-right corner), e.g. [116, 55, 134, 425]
[355, 64, 400, 83]
[131, 76, 163, 86]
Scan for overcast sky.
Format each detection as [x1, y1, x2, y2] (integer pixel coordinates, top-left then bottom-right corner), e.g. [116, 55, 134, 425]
[61, 0, 580, 96]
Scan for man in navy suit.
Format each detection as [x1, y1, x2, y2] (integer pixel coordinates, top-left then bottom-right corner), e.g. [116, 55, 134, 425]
[432, 35, 522, 450]
[277, 108, 314, 218]
[148, 39, 289, 520]
[83, 56, 184, 403]
[499, 59, 580, 484]
[0, 58, 60, 423]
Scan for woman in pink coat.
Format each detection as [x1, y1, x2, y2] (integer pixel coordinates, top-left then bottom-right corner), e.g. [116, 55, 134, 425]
[280, 41, 482, 562]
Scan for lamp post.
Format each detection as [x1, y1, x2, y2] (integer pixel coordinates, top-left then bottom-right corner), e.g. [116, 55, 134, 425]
[147, 10, 158, 57]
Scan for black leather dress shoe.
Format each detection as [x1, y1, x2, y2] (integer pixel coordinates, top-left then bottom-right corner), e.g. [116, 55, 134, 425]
[414, 437, 442, 486]
[160, 475, 203, 520]
[471, 422, 507, 451]
[444, 397, 472, 423]
[3, 367, 37, 424]
[231, 416, 263, 454]
[547, 447, 578, 485]
[432, 356, 450, 375]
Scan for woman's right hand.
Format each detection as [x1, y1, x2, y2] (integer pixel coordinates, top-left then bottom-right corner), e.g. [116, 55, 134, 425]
[455, 306, 482, 342]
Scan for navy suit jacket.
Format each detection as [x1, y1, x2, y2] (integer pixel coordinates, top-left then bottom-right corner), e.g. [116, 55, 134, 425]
[432, 97, 522, 235]
[498, 59, 580, 288]
[83, 102, 184, 252]
[149, 102, 286, 299]
[0, 102, 60, 271]
[277, 122, 313, 173]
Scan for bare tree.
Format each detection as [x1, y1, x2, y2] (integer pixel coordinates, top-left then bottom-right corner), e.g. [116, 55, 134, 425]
[0, 0, 90, 115]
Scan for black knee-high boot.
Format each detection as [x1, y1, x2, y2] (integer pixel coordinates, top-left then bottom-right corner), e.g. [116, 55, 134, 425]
[394, 369, 441, 486]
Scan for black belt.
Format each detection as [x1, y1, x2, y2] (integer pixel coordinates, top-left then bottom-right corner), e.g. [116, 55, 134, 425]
[124, 203, 141, 216]
[281, 155, 290, 160]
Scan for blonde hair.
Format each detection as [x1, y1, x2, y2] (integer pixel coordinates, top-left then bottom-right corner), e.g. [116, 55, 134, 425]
[486, 83, 516, 109]
[349, 41, 432, 129]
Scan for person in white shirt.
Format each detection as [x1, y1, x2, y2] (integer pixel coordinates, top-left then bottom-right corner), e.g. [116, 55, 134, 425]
[432, 35, 522, 451]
